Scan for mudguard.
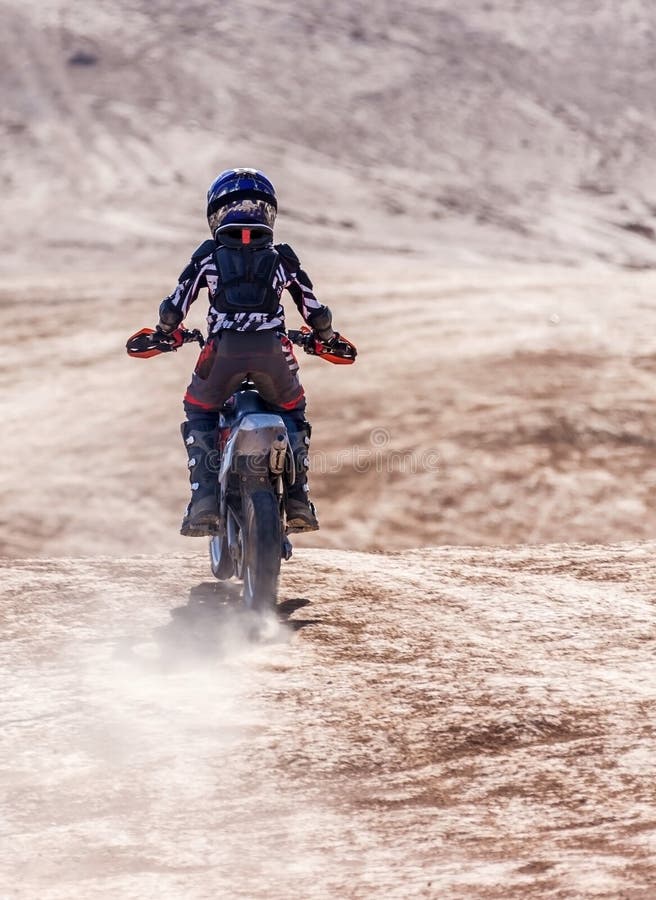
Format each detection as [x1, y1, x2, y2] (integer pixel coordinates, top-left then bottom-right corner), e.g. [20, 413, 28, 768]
[220, 413, 290, 483]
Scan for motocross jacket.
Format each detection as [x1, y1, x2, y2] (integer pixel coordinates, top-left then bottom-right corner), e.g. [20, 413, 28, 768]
[159, 239, 332, 336]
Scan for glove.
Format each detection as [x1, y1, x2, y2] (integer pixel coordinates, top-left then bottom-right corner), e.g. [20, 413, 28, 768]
[318, 331, 339, 349]
[155, 325, 184, 349]
[317, 331, 357, 362]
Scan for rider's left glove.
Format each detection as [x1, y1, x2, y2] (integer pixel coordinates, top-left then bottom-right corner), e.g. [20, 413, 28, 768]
[155, 324, 184, 350]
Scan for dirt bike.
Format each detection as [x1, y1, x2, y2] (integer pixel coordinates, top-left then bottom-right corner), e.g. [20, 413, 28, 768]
[127, 324, 356, 612]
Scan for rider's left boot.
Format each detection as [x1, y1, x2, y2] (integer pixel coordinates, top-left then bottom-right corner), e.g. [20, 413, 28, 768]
[180, 420, 221, 537]
[286, 423, 319, 533]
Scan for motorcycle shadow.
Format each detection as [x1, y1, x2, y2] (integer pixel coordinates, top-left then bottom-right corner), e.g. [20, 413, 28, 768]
[115, 584, 321, 670]
[147, 584, 320, 667]
[277, 597, 323, 632]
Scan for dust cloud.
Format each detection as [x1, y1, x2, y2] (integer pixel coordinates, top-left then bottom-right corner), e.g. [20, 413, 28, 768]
[2, 566, 333, 899]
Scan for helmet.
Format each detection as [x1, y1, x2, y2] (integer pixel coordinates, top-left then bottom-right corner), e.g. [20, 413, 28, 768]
[206, 168, 277, 237]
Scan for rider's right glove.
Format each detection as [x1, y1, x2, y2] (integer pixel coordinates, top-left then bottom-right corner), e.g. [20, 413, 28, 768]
[318, 331, 340, 349]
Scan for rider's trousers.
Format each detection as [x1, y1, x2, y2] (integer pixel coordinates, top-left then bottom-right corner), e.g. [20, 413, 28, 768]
[183, 330, 306, 424]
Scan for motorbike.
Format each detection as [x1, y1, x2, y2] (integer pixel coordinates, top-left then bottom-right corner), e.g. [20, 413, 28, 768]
[127, 324, 356, 612]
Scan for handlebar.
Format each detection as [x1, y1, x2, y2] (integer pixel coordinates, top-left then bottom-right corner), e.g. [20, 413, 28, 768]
[287, 329, 313, 349]
[176, 328, 205, 348]
[127, 325, 355, 364]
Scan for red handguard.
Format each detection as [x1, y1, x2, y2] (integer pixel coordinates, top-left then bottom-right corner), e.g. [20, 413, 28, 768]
[126, 327, 203, 359]
[299, 325, 357, 365]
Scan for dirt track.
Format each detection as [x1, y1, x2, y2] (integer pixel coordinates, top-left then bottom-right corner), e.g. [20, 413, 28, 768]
[3, 544, 656, 898]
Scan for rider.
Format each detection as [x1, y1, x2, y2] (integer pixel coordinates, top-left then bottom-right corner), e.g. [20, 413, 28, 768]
[155, 168, 341, 537]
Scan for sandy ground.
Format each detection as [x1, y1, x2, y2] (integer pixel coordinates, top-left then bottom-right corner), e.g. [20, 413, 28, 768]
[3, 262, 656, 557]
[2, 543, 656, 899]
[5, 0, 656, 277]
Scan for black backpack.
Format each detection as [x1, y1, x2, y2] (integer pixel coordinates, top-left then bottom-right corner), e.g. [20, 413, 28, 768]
[212, 231, 280, 315]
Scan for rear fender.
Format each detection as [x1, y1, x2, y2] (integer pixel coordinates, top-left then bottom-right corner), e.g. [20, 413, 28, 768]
[220, 413, 288, 484]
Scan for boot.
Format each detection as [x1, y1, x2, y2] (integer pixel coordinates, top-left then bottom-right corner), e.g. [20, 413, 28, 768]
[180, 421, 221, 537]
[286, 423, 319, 533]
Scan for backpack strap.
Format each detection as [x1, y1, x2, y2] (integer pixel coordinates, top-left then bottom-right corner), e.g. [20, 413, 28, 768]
[275, 243, 300, 268]
[177, 239, 217, 283]
[192, 239, 217, 260]
[275, 243, 314, 288]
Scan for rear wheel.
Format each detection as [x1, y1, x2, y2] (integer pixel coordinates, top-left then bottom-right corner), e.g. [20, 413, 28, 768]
[242, 490, 281, 612]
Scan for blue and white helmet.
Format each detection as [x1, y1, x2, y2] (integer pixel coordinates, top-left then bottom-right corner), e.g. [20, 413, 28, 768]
[206, 168, 277, 237]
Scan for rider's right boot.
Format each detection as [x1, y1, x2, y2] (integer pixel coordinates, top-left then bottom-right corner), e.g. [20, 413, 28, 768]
[180, 421, 221, 537]
[286, 422, 320, 534]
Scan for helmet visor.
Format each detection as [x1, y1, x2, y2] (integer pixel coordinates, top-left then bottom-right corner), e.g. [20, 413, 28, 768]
[208, 198, 277, 235]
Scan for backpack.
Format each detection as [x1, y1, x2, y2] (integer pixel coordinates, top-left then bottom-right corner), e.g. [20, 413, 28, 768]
[212, 231, 280, 315]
